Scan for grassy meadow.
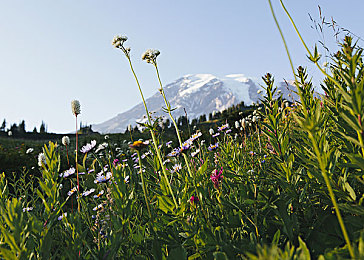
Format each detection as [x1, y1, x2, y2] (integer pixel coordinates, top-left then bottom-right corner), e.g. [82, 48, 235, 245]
[1, 4, 364, 259]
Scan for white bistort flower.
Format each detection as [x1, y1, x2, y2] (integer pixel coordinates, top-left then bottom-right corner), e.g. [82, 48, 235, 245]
[62, 136, 70, 146]
[71, 100, 81, 116]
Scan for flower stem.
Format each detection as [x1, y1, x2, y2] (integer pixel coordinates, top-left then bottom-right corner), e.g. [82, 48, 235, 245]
[153, 63, 194, 178]
[75, 116, 80, 213]
[137, 151, 151, 218]
[126, 56, 178, 209]
[268, 0, 297, 82]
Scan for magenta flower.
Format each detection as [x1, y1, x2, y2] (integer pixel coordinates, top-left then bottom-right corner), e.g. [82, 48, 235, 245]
[113, 159, 120, 166]
[211, 167, 223, 189]
[190, 195, 199, 204]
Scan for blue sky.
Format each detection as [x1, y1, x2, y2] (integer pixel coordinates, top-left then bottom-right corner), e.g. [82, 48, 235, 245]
[0, 1, 363, 133]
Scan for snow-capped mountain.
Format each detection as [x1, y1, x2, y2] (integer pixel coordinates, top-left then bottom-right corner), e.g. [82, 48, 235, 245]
[92, 73, 286, 133]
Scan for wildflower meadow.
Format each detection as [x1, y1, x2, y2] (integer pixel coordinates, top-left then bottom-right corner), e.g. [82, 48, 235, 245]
[1, 2, 364, 259]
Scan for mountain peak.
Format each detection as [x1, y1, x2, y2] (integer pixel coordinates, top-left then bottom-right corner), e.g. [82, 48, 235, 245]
[93, 73, 260, 133]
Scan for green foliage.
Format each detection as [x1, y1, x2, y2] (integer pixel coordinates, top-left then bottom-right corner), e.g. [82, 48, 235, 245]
[2, 31, 364, 260]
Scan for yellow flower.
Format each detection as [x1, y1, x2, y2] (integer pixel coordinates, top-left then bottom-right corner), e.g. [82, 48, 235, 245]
[129, 140, 148, 150]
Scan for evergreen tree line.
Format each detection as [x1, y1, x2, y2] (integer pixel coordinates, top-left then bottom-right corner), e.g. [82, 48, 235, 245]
[0, 119, 47, 135]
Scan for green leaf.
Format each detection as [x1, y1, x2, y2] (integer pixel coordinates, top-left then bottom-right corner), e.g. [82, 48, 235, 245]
[272, 230, 281, 245]
[344, 182, 356, 201]
[167, 245, 187, 260]
[158, 195, 175, 213]
[0, 247, 17, 260]
[297, 237, 311, 260]
[188, 253, 201, 260]
[213, 252, 228, 260]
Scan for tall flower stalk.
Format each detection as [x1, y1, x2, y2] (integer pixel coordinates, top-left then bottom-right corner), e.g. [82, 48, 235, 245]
[112, 35, 177, 208]
[71, 100, 81, 213]
[142, 49, 194, 179]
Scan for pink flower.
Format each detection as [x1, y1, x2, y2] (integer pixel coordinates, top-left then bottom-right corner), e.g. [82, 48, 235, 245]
[190, 195, 199, 204]
[210, 167, 223, 189]
[113, 159, 120, 166]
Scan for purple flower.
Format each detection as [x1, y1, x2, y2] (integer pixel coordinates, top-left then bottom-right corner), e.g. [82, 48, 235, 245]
[212, 133, 220, 138]
[80, 140, 97, 154]
[67, 187, 77, 197]
[94, 172, 112, 184]
[58, 212, 67, 221]
[82, 188, 95, 197]
[60, 167, 75, 178]
[210, 167, 223, 188]
[208, 143, 219, 151]
[191, 149, 200, 157]
[93, 190, 104, 198]
[218, 124, 229, 132]
[189, 132, 202, 142]
[180, 140, 192, 152]
[171, 163, 182, 173]
[167, 148, 181, 157]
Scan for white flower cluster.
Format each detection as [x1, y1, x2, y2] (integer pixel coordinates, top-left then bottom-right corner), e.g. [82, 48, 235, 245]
[141, 49, 160, 64]
[111, 35, 128, 49]
[239, 110, 262, 129]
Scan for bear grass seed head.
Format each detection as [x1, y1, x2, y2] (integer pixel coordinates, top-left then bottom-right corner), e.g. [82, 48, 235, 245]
[71, 100, 81, 116]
